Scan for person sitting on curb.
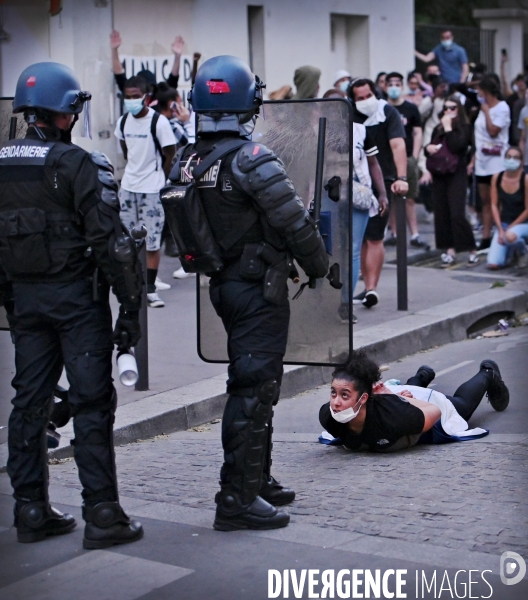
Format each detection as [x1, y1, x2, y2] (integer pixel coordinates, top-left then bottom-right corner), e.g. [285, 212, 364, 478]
[319, 349, 509, 453]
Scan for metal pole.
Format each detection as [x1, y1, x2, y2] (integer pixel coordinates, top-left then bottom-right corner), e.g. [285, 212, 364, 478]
[134, 243, 149, 390]
[309, 116, 327, 290]
[9, 116, 17, 140]
[395, 193, 408, 311]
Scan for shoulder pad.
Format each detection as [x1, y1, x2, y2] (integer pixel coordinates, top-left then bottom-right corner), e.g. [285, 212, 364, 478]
[235, 143, 276, 173]
[91, 150, 115, 174]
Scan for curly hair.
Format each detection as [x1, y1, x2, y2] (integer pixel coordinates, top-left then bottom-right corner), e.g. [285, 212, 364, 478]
[332, 349, 381, 397]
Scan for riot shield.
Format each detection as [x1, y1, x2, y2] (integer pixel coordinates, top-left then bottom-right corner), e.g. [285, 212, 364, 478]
[0, 97, 27, 144]
[197, 98, 352, 367]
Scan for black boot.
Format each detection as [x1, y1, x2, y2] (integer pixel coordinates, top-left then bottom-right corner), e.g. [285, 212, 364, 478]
[260, 476, 296, 506]
[214, 487, 290, 531]
[83, 502, 143, 549]
[480, 360, 509, 411]
[15, 500, 76, 543]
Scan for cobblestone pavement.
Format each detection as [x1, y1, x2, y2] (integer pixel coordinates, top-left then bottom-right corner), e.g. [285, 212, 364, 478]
[49, 426, 528, 558]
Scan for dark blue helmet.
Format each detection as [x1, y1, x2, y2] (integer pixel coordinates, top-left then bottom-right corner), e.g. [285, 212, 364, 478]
[188, 55, 265, 114]
[13, 62, 91, 114]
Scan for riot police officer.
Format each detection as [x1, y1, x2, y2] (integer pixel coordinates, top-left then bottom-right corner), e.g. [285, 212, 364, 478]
[170, 56, 328, 530]
[0, 62, 143, 548]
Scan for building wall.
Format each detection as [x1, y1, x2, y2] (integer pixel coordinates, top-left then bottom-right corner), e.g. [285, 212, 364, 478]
[0, 0, 413, 165]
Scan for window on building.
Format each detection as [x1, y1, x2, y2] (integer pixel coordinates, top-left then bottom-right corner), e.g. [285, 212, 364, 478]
[330, 14, 369, 79]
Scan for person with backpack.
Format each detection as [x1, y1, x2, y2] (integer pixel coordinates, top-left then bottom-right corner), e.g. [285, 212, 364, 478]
[114, 76, 176, 307]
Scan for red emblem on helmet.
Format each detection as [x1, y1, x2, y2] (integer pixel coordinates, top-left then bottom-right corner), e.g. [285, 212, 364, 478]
[206, 80, 231, 94]
[26, 76, 37, 87]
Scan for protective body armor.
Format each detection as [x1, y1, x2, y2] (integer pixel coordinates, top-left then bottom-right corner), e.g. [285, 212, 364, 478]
[0, 138, 89, 281]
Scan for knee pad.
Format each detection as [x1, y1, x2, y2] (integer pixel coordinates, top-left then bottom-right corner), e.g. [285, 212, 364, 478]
[228, 353, 283, 392]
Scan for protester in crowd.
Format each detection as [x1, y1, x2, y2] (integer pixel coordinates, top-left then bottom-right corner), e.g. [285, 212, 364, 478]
[292, 65, 321, 99]
[333, 69, 352, 94]
[114, 76, 176, 307]
[404, 72, 433, 119]
[349, 78, 408, 309]
[410, 70, 434, 97]
[425, 95, 478, 266]
[319, 349, 509, 453]
[487, 146, 528, 269]
[415, 29, 469, 84]
[345, 122, 387, 325]
[384, 72, 429, 250]
[500, 53, 527, 146]
[472, 74, 511, 250]
[375, 72, 387, 99]
[110, 30, 185, 93]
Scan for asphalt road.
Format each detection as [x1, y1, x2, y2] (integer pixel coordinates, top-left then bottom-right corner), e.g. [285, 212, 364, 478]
[0, 326, 527, 599]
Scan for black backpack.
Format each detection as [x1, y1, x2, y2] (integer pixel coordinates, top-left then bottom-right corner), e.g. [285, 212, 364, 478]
[160, 138, 258, 274]
[120, 111, 165, 164]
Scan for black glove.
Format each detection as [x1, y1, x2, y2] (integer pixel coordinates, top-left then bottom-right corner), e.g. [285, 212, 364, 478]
[113, 309, 141, 349]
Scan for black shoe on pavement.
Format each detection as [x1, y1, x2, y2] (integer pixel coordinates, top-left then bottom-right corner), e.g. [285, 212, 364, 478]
[83, 502, 144, 549]
[260, 476, 296, 507]
[352, 290, 366, 305]
[15, 501, 76, 543]
[415, 365, 436, 387]
[384, 235, 397, 246]
[410, 236, 430, 250]
[478, 237, 492, 251]
[213, 495, 290, 531]
[362, 290, 379, 308]
[480, 360, 509, 411]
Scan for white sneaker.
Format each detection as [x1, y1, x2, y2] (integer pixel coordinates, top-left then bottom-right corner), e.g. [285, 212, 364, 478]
[155, 277, 171, 291]
[172, 267, 195, 279]
[147, 292, 165, 308]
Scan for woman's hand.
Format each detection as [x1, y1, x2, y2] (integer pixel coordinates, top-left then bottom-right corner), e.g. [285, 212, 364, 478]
[399, 390, 414, 399]
[467, 162, 474, 176]
[441, 114, 453, 132]
[497, 227, 506, 245]
[426, 144, 440, 155]
[378, 195, 388, 216]
[172, 102, 191, 123]
[419, 170, 433, 185]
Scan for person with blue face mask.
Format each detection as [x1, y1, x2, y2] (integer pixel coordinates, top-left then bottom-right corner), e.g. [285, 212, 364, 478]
[487, 146, 528, 269]
[333, 70, 352, 95]
[384, 72, 429, 250]
[415, 30, 469, 85]
[114, 77, 176, 308]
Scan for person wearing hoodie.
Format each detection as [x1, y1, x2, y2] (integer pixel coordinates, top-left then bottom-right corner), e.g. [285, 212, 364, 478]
[293, 65, 321, 99]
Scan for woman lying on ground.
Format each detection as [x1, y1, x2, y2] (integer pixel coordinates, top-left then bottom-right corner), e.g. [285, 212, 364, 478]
[319, 349, 509, 453]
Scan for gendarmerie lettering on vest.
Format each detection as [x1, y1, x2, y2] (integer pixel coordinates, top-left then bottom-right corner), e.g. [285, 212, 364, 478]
[0, 139, 54, 165]
[179, 159, 221, 188]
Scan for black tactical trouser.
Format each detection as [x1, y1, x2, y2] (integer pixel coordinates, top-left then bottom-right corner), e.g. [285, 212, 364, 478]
[7, 279, 118, 505]
[209, 279, 289, 509]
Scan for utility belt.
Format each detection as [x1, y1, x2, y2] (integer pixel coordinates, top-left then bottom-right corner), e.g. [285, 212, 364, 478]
[214, 242, 299, 305]
[0, 207, 85, 278]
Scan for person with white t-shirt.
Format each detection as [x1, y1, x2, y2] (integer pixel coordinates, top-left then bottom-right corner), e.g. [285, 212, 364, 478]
[472, 75, 511, 250]
[114, 76, 176, 307]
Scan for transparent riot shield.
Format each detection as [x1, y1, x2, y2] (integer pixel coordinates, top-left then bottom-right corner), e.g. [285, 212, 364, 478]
[0, 98, 27, 144]
[197, 98, 352, 366]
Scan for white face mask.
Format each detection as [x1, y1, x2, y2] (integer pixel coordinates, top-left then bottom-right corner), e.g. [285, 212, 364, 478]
[355, 95, 379, 117]
[330, 396, 365, 423]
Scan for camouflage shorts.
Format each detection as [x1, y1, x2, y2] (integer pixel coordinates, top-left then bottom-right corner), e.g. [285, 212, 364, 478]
[118, 189, 165, 251]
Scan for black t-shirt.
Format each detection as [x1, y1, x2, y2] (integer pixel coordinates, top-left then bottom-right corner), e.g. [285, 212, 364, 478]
[353, 102, 405, 181]
[319, 394, 425, 452]
[392, 101, 422, 157]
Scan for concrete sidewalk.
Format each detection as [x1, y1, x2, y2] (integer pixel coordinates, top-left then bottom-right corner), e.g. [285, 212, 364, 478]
[0, 204, 527, 466]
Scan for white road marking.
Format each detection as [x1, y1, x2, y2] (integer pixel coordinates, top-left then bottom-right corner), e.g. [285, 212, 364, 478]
[0, 550, 193, 600]
[436, 360, 475, 377]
